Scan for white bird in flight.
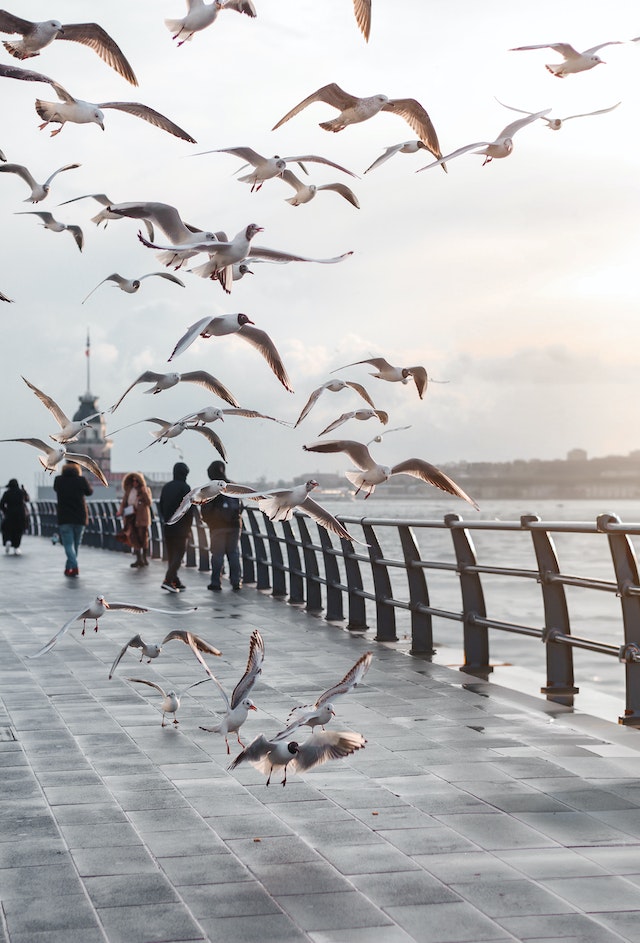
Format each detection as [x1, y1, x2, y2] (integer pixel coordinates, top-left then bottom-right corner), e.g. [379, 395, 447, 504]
[167, 314, 293, 393]
[0, 160, 80, 202]
[177, 405, 290, 428]
[228, 727, 366, 786]
[283, 651, 372, 733]
[110, 369, 239, 413]
[199, 628, 265, 752]
[0, 437, 108, 485]
[318, 408, 388, 437]
[364, 140, 429, 174]
[21, 376, 101, 442]
[166, 480, 229, 525]
[331, 357, 434, 400]
[417, 110, 551, 170]
[108, 634, 163, 678]
[82, 271, 185, 304]
[111, 416, 228, 458]
[127, 677, 211, 726]
[294, 379, 376, 428]
[303, 439, 480, 507]
[495, 99, 621, 131]
[165, 0, 257, 47]
[106, 201, 222, 265]
[272, 83, 445, 168]
[510, 40, 623, 77]
[0, 11, 138, 84]
[15, 211, 83, 251]
[279, 169, 360, 208]
[195, 145, 358, 191]
[58, 194, 156, 241]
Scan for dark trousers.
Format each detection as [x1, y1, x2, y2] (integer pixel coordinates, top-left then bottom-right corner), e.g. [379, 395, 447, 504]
[164, 531, 188, 585]
[209, 527, 242, 588]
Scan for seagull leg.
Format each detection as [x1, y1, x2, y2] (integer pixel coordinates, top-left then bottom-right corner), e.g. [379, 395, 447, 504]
[281, 766, 288, 787]
[225, 737, 230, 755]
[173, 717, 179, 725]
[161, 713, 167, 727]
[236, 732, 245, 748]
[265, 767, 272, 787]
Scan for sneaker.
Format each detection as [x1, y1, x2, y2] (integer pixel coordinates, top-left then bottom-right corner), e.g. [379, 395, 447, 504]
[175, 580, 187, 591]
[207, 584, 222, 592]
[14, 548, 21, 555]
[69, 568, 79, 577]
[161, 580, 179, 593]
[232, 584, 241, 592]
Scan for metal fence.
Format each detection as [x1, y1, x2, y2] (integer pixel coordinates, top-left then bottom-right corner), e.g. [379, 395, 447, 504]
[27, 500, 640, 727]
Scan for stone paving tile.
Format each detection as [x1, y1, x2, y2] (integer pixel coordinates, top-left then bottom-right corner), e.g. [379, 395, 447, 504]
[497, 913, 629, 942]
[318, 841, 422, 875]
[83, 872, 182, 908]
[71, 845, 159, 876]
[511, 810, 639, 846]
[96, 902, 205, 943]
[7, 931, 107, 943]
[540, 874, 640, 912]
[385, 901, 513, 942]
[245, 860, 352, 896]
[197, 912, 308, 942]
[449, 878, 576, 917]
[350, 870, 461, 906]
[202, 812, 294, 839]
[494, 847, 610, 879]
[2, 895, 101, 937]
[434, 812, 560, 850]
[159, 853, 253, 886]
[309, 929, 416, 943]
[178, 880, 284, 918]
[416, 851, 524, 885]
[0, 861, 82, 900]
[276, 889, 392, 931]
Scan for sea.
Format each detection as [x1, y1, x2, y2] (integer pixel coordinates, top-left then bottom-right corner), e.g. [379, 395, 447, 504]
[316, 495, 640, 725]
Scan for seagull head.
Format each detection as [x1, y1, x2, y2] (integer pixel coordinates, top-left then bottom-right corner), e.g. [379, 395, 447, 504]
[274, 159, 286, 174]
[590, 55, 605, 66]
[306, 480, 319, 493]
[287, 741, 299, 755]
[237, 313, 255, 327]
[97, 595, 110, 609]
[245, 223, 263, 239]
[243, 699, 257, 711]
[131, 280, 141, 291]
[91, 108, 105, 131]
[237, 263, 254, 276]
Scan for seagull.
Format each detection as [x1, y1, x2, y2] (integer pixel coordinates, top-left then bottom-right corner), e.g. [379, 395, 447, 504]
[0, 438, 108, 485]
[318, 409, 388, 437]
[366, 424, 411, 446]
[58, 194, 155, 240]
[161, 628, 223, 677]
[110, 370, 239, 413]
[21, 376, 102, 442]
[510, 41, 623, 76]
[226, 479, 364, 543]
[0, 61, 58, 86]
[350, 0, 371, 41]
[294, 380, 376, 427]
[194, 146, 358, 191]
[34, 80, 196, 141]
[0, 161, 80, 202]
[109, 629, 221, 679]
[272, 83, 445, 168]
[106, 201, 222, 265]
[283, 651, 372, 732]
[228, 728, 366, 786]
[165, 0, 257, 47]
[82, 271, 185, 303]
[495, 98, 621, 131]
[28, 594, 198, 658]
[0, 291, 13, 302]
[108, 634, 163, 678]
[364, 140, 428, 174]
[199, 628, 265, 752]
[279, 169, 360, 208]
[331, 357, 434, 399]
[0, 11, 138, 84]
[177, 405, 290, 427]
[417, 110, 551, 170]
[166, 480, 229, 524]
[303, 440, 480, 507]
[111, 416, 227, 458]
[167, 315, 293, 393]
[127, 676, 211, 726]
[15, 211, 83, 250]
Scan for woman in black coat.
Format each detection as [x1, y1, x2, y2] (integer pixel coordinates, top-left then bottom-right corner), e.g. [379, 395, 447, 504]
[1, 478, 30, 554]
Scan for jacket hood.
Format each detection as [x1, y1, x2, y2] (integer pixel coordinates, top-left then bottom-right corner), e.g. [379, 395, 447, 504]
[173, 462, 190, 481]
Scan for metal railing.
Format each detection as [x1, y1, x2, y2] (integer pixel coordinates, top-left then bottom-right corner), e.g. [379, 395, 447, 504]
[26, 501, 640, 727]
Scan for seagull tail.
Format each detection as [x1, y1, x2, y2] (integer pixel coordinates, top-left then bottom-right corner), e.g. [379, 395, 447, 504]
[2, 40, 30, 60]
[319, 119, 344, 133]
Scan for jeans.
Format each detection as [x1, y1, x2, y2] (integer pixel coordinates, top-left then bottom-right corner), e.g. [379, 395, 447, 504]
[209, 527, 242, 588]
[164, 532, 188, 585]
[59, 523, 85, 570]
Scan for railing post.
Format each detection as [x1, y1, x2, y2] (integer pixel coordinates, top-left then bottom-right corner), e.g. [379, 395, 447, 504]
[240, 528, 255, 585]
[281, 520, 304, 604]
[244, 507, 270, 590]
[597, 513, 640, 726]
[521, 515, 578, 704]
[398, 524, 434, 656]
[194, 512, 210, 571]
[445, 513, 491, 676]
[362, 522, 396, 642]
[318, 527, 344, 622]
[296, 516, 323, 613]
[343, 535, 368, 632]
[264, 518, 287, 597]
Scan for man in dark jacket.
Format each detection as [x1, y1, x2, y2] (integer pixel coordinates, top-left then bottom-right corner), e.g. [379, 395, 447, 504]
[201, 460, 243, 592]
[53, 462, 93, 576]
[158, 462, 193, 593]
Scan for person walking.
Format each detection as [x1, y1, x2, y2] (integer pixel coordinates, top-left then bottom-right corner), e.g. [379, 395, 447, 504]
[53, 461, 93, 577]
[158, 461, 192, 593]
[1, 478, 30, 554]
[201, 460, 243, 592]
[116, 471, 152, 568]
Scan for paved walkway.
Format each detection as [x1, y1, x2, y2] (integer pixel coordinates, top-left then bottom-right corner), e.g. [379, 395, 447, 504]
[2, 537, 640, 943]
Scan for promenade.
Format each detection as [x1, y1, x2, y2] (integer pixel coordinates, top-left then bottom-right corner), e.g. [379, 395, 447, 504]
[2, 537, 640, 943]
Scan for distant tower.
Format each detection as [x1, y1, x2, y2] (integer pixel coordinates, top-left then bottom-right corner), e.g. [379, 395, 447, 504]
[73, 329, 113, 481]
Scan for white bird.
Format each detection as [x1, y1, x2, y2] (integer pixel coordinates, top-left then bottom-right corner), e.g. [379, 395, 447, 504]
[331, 357, 433, 399]
[0, 161, 80, 202]
[294, 380, 376, 427]
[284, 651, 372, 732]
[195, 146, 358, 191]
[417, 111, 551, 170]
[279, 169, 360, 208]
[28, 594, 198, 658]
[166, 480, 229, 524]
[167, 315, 293, 393]
[34, 80, 196, 141]
[303, 440, 480, 507]
[272, 83, 445, 167]
[109, 629, 221, 680]
[495, 98, 621, 131]
[21, 376, 101, 442]
[199, 628, 265, 752]
[111, 416, 227, 458]
[15, 211, 83, 250]
[318, 409, 388, 437]
[58, 194, 155, 241]
[0, 11, 138, 84]
[165, 0, 257, 47]
[110, 369, 239, 413]
[0, 291, 13, 302]
[364, 140, 429, 174]
[127, 676, 210, 726]
[510, 41, 623, 77]
[161, 628, 223, 677]
[229, 728, 366, 786]
[0, 437, 108, 485]
[366, 424, 411, 446]
[106, 201, 222, 265]
[108, 634, 163, 678]
[226, 479, 364, 543]
[177, 405, 289, 427]
[82, 271, 184, 304]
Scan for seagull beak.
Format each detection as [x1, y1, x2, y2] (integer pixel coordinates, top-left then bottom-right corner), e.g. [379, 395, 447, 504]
[330, 709, 336, 717]
[103, 601, 110, 609]
[245, 268, 254, 275]
[245, 316, 256, 325]
[99, 122, 105, 131]
[249, 704, 257, 711]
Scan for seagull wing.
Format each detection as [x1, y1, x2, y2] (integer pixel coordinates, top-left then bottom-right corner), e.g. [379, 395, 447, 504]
[382, 98, 443, 161]
[109, 634, 145, 679]
[0, 11, 34, 33]
[294, 386, 325, 427]
[280, 168, 305, 193]
[300, 496, 362, 543]
[315, 651, 373, 707]
[109, 602, 198, 615]
[27, 604, 95, 658]
[109, 371, 167, 412]
[303, 437, 376, 470]
[345, 381, 375, 407]
[283, 154, 358, 178]
[248, 247, 353, 265]
[0, 163, 38, 189]
[331, 357, 392, 374]
[222, 407, 290, 425]
[510, 42, 579, 57]
[0, 62, 58, 86]
[178, 370, 240, 407]
[166, 489, 197, 525]
[127, 677, 167, 697]
[66, 225, 83, 251]
[563, 102, 621, 121]
[59, 192, 112, 207]
[407, 366, 428, 399]
[316, 182, 360, 207]
[390, 459, 480, 509]
[293, 730, 366, 772]
[187, 424, 227, 460]
[196, 146, 266, 164]
[416, 141, 493, 171]
[353, 0, 371, 40]
[498, 110, 551, 138]
[63, 452, 108, 485]
[16, 210, 55, 223]
[237, 325, 293, 393]
[317, 412, 354, 436]
[230, 629, 265, 708]
[43, 162, 81, 189]
[272, 83, 359, 130]
[138, 272, 185, 287]
[583, 41, 623, 55]
[98, 102, 196, 142]
[22, 376, 70, 428]
[364, 144, 404, 174]
[228, 734, 275, 771]
[161, 628, 221, 657]
[168, 317, 213, 361]
[0, 436, 52, 453]
[57, 23, 138, 85]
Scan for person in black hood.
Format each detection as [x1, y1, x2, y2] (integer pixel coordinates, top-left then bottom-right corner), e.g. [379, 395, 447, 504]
[158, 461, 192, 593]
[201, 460, 243, 591]
[54, 462, 93, 576]
[1, 478, 30, 555]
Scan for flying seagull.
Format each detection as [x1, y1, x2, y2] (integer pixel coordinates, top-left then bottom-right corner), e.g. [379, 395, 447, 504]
[82, 271, 185, 303]
[15, 211, 83, 251]
[331, 357, 435, 399]
[108, 634, 163, 678]
[364, 140, 429, 174]
[418, 110, 551, 170]
[0, 438, 108, 485]
[127, 677, 211, 726]
[166, 480, 229, 525]
[272, 83, 445, 168]
[495, 98, 621, 131]
[199, 628, 265, 752]
[0, 160, 80, 202]
[58, 194, 155, 241]
[318, 408, 388, 437]
[279, 169, 360, 208]
[0, 11, 138, 84]
[510, 40, 623, 76]
[229, 728, 366, 786]
[21, 376, 101, 442]
[283, 651, 372, 732]
[110, 416, 228, 459]
[110, 370, 239, 413]
[294, 379, 376, 427]
[165, 0, 257, 46]
[194, 145, 358, 191]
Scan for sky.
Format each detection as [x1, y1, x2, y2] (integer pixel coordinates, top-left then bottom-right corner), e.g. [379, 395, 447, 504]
[0, 0, 638, 497]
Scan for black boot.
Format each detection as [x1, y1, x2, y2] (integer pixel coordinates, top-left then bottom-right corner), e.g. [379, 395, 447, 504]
[141, 549, 149, 566]
[130, 551, 143, 568]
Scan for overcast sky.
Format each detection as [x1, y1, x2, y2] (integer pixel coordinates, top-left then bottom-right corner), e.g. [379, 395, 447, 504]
[1, 0, 638, 497]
